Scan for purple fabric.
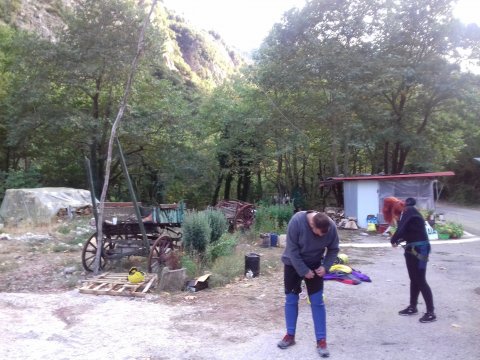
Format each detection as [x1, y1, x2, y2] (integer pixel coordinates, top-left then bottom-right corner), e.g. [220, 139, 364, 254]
[324, 272, 362, 285]
[324, 268, 372, 285]
[351, 269, 372, 282]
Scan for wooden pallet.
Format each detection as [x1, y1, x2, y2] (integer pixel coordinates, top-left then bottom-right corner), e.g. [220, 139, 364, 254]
[79, 272, 157, 297]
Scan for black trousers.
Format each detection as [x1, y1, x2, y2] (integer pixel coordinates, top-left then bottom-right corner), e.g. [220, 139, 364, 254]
[405, 250, 434, 313]
[283, 264, 323, 295]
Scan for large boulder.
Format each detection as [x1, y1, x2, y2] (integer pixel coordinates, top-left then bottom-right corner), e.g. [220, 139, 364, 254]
[0, 187, 93, 227]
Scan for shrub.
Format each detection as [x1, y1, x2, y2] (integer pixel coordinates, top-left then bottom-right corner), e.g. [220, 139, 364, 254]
[205, 209, 228, 243]
[435, 222, 464, 238]
[181, 254, 199, 278]
[206, 233, 238, 263]
[254, 205, 293, 233]
[0, 168, 42, 202]
[182, 210, 211, 254]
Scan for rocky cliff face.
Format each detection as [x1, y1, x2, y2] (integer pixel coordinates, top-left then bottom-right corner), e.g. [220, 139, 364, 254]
[1, 0, 75, 40]
[1, 0, 242, 86]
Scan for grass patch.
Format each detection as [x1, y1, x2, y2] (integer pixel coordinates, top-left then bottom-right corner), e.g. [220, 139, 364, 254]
[51, 243, 80, 253]
[57, 225, 71, 235]
[208, 252, 244, 288]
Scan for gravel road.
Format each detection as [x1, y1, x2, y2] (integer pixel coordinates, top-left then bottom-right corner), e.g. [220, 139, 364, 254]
[1, 230, 479, 360]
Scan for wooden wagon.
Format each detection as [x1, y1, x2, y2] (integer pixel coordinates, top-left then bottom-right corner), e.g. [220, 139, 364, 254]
[215, 199, 255, 231]
[81, 202, 184, 273]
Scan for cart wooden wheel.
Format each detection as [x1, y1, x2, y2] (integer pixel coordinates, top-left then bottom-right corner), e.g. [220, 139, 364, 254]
[233, 204, 255, 231]
[148, 235, 174, 273]
[81, 233, 117, 272]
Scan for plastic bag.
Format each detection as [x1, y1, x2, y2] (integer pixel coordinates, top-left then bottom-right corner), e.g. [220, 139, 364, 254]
[425, 221, 438, 240]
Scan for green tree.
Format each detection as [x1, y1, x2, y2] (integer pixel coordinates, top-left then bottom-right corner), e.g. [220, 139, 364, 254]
[254, 0, 473, 180]
[200, 76, 271, 203]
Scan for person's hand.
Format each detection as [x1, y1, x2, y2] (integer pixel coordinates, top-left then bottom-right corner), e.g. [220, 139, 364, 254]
[304, 270, 315, 279]
[314, 266, 326, 277]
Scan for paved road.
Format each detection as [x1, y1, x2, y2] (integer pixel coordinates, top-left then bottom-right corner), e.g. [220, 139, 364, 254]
[435, 202, 480, 235]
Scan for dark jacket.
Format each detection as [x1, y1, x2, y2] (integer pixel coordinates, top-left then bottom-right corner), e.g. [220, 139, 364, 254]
[390, 206, 428, 245]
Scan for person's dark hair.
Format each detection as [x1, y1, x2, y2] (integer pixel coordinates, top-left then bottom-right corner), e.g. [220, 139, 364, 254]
[312, 212, 331, 233]
[405, 197, 416, 206]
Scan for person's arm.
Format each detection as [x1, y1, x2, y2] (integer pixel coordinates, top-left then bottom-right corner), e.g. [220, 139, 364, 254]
[285, 218, 310, 277]
[390, 208, 415, 244]
[322, 226, 340, 272]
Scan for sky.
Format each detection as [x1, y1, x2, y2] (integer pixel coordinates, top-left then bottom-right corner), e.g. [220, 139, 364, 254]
[162, 0, 480, 53]
[162, 0, 307, 52]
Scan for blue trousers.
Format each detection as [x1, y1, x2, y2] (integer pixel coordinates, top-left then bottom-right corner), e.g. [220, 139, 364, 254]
[283, 265, 326, 340]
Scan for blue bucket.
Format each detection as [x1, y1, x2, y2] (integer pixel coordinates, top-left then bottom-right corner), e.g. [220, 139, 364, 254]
[270, 233, 278, 247]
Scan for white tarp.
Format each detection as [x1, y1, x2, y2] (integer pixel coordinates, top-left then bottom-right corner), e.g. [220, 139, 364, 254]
[0, 187, 93, 226]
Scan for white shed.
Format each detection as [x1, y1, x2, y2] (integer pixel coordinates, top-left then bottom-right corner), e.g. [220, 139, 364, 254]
[322, 172, 454, 228]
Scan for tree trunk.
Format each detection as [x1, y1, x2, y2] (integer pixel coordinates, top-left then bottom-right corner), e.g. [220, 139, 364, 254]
[301, 155, 307, 195]
[285, 153, 294, 191]
[391, 141, 400, 173]
[224, 172, 233, 200]
[276, 151, 284, 195]
[383, 141, 389, 174]
[255, 169, 263, 202]
[398, 147, 410, 173]
[342, 125, 351, 175]
[241, 169, 251, 201]
[89, 141, 100, 197]
[211, 173, 224, 206]
[236, 173, 243, 200]
[292, 148, 299, 188]
[331, 118, 339, 176]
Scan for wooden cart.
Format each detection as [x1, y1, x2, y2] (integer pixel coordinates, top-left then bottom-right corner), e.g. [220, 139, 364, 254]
[215, 199, 255, 232]
[81, 202, 184, 273]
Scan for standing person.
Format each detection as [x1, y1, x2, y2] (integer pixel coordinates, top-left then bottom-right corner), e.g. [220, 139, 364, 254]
[382, 197, 436, 323]
[277, 211, 339, 358]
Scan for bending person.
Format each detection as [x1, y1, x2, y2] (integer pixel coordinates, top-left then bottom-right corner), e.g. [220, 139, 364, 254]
[277, 211, 339, 358]
[382, 197, 436, 323]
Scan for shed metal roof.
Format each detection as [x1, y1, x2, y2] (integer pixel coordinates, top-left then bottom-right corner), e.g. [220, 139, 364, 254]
[319, 171, 454, 186]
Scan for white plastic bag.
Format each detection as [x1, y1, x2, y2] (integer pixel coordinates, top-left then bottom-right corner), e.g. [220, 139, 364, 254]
[425, 221, 438, 240]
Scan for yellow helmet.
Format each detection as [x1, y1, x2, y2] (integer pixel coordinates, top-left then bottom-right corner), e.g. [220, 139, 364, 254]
[127, 267, 145, 283]
[335, 253, 349, 265]
[329, 264, 352, 273]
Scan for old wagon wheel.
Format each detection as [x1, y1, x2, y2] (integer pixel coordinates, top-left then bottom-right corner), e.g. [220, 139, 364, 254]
[233, 204, 255, 231]
[148, 235, 174, 273]
[81, 233, 118, 272]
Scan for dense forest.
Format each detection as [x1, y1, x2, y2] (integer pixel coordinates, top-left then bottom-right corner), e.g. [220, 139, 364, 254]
[0, 0, 479, 209]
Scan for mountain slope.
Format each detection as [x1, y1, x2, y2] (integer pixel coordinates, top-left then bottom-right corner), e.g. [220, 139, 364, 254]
[0, 0, 243, 87]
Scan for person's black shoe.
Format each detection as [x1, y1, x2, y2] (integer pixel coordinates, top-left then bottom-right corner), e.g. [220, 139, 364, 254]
[419, 312, 437, 323]
[398, 306, 418, 316]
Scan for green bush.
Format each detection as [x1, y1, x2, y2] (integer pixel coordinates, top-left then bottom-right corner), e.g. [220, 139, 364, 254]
[254, 205, 293, 233]
[205, 209, 228, 243]
[182, 210, 211, 254]
[435, 222, 464, 238]
[207, 233, 238, 263]
[0, 168, 42, 202]
[181, 254, 199, 278]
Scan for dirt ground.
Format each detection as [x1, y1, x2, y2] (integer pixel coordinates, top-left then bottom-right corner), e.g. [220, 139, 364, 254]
[1, 220, 480, 360]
